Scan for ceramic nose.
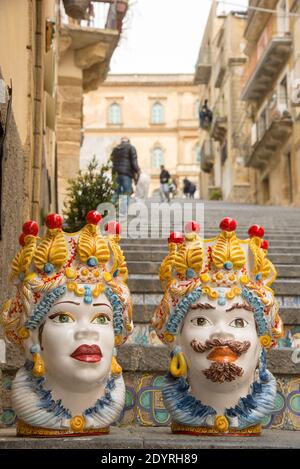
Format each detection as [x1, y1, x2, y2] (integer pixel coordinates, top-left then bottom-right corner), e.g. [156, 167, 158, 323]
[209, 328, 235, 341]
[74, 328, 99, 341]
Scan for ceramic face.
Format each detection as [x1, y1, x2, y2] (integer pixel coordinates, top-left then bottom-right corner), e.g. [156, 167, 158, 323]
[36, 290, 115, 392]
[178, 295, 261, 392]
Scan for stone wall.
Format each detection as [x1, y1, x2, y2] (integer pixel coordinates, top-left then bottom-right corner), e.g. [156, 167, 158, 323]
[0, 74, 26, 309]
[56, 76, 83, 212]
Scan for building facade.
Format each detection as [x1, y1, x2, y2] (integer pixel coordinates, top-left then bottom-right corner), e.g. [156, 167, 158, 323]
[194, 2, 256, 202]
[241, 0, 300, 206]
[0, 0, 60, 312]
[82, 74, 200, 196]
[57, 0, 128, 211]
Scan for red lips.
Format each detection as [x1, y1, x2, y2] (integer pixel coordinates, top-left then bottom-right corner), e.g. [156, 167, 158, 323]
[71, 344, 102, 363]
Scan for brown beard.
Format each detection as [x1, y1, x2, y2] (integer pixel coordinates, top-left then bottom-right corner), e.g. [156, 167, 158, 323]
[190, 338, 251, 384]
[191, 338, 251, 356]
[203, 362, 244, 383]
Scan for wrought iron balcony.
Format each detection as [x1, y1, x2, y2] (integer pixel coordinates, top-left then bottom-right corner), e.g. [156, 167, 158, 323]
[245, 95, 293, 168]
[200, 139, 214, 173]
[59, 0, 127, 91]
[241, 16, 292, 101]
[244, 0, 279, 44]
[210, 114, 227, 143]
[194, 47, 212, 85]
[61, 0, 127, 31]
[213, 51, 226, 88]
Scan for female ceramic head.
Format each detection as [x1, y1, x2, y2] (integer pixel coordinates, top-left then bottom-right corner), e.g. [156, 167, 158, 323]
[0, 212, 133, 436]
[152, 219, 283, 436]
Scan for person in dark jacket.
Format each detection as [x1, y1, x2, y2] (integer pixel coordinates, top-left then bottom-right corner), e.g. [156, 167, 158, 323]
[111, 137, 140, 213]
[183, 178, 196, 199]
[159, 165, 171, 202]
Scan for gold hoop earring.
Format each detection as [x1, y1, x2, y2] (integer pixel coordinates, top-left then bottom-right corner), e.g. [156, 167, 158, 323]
[111, 356, 122, 375]
[32, 352, 45, 377]
[30, 344, 45, 377]
[169, 348, 187, 378]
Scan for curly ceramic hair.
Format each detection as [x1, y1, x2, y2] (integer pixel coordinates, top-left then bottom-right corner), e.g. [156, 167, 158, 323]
[0, 212, 133, 348]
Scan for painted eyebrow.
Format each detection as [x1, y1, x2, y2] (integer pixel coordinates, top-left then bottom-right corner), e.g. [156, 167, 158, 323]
[190, 302, 216, 310]
[93, 303, 111, 307]
[53, 301, 81, 306]
[226, 303, 253, 312]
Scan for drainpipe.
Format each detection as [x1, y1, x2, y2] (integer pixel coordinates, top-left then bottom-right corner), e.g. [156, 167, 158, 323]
[31, 0, 44, 222]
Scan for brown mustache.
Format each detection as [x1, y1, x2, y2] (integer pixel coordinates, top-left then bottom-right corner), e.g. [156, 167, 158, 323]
[191, 338, 251, 356]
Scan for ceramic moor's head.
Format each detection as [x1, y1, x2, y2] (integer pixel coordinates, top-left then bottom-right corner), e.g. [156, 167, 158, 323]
[152, 218, 283, 436]
[0, 211, 133, 437]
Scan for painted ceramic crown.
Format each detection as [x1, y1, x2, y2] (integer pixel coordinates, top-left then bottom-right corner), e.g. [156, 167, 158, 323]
[1, 211, 132, 348]
[153, 218, 283, 349]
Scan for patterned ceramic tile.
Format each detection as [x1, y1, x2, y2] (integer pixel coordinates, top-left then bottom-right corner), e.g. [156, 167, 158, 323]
[276, 326, 300, 348]
[120, 373, 300, 431]
[126, 325, 163, 346]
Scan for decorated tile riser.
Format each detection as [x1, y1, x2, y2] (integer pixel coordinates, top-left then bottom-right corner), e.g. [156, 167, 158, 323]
[119, 374, 300, 430]
[3, 371, 299, 430]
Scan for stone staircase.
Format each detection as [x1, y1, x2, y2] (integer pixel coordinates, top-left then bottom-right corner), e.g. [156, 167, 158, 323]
[117, 201, 300, 431]
[1, 200, 300, 447]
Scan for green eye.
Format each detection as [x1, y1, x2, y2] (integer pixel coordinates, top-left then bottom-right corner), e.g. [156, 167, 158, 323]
[191, 317, 211, 327]
[92, 314, 110, 325]
[230, 318, 249, 328]
[50, 313, 74, 323]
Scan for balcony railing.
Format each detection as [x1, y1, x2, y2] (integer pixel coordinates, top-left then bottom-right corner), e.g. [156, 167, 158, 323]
[194, 47, 212, 85]
[200, 139, 214, 173]
[61, 0, 127, 31]
[213, 50, 226, 88]
[241, 15, 292, 101]
[245, 94, 293, 168]
[244, 0, 279, 44]
[210, 100, 227, 143]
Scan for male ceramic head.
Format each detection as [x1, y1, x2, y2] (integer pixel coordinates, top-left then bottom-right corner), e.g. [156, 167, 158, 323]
[0, 212, 132, 436]
[152, 219, 283, 435]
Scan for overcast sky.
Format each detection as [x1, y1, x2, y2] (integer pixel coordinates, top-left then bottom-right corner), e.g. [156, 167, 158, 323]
[109, 0, 249, 74]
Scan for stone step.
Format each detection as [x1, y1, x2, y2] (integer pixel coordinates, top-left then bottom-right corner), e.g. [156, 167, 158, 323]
[0, 427, 299, 449]
[121, 235, 300, 243]
[127, 262, 300, 278]
[124, 251, 300, 263]
[127, 277, 300, 295]
[122, 245, 300, 253]
[132, 303, 300, 325]
[118, 345, 300, 375]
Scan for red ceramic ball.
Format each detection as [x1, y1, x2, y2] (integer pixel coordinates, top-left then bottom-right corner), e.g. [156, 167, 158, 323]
[19, 233, 26, 247]
[219, 217, 237, 232]
[22, 220, 39, 236]
[184, 221, 200, 233]
[261, 239, 269, 250]
[105, 221, 121, 235]
[45, 213, 63, 229]
[168, 231, 184, 244]
[248, 224, 265, 238]
[86, 210, 102, 225]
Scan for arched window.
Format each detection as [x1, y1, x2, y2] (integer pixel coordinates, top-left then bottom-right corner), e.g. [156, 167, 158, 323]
[108, 102, 121, 124]
[151, 147, 164, 168]
[151, 102, 164, 124]
[195, 143, 201, 163]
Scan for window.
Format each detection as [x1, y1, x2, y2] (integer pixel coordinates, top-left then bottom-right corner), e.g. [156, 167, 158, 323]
[151, 147, 164, 168]
[195, 143, 201, 163]
[108, 102, 121, 124]
[151, 102, 164, 124]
